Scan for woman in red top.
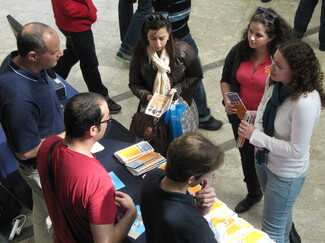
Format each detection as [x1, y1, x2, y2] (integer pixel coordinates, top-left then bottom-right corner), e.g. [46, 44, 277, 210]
[220, 7, 294, 214]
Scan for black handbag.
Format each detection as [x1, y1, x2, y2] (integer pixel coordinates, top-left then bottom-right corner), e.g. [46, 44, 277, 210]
[129, 112, 169, 156]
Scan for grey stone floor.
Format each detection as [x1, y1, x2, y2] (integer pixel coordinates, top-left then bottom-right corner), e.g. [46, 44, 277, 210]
[0, 0, 324, 242]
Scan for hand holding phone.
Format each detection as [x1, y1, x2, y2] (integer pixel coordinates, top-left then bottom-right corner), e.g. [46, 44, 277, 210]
[226, 92, 247, 119]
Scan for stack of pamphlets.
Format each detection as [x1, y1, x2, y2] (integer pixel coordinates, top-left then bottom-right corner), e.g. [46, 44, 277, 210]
[206, 200, 274, 242]
[114, 141, 166, 176]
[188, 185, 274, 243]
[236, 111, 255, 148]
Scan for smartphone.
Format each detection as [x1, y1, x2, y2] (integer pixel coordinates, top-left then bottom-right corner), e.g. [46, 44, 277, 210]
[226, 92, 247, 119]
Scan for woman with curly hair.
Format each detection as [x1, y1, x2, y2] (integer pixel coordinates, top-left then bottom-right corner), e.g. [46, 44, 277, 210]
[239, 40, 325, 242]
[220, 7, 295, 214]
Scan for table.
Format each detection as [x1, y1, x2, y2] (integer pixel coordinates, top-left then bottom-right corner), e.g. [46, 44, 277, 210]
[95, 119, 145, 242]
[98, 121, 275, 243]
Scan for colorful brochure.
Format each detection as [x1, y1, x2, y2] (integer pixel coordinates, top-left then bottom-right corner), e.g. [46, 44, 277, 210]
[145, 90, 176, 118]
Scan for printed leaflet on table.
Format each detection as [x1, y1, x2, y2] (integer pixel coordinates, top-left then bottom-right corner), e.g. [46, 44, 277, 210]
[114, 141, 166, 176]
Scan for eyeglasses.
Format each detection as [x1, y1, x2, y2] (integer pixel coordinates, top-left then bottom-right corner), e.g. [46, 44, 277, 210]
[270, 56, 290, 70]
[99, 114, 112, 124]
[145, 13, 169, 22]
[256, 7, 278, 22]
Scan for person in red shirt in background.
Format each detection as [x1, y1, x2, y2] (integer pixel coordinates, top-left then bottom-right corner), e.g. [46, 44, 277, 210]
[220, 7, 294, 214]
[50, 0, 122, 114]
[37, 93, 136, 242]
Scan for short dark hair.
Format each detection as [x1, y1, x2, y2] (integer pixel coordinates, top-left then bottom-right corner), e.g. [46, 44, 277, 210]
[277, 40, 325, 106]
[165, 132, 224, 182]
[64, 92, 106, 138]
[17, 22, 51, 57]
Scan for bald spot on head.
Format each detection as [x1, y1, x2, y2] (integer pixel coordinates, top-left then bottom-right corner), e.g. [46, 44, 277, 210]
[18, 22, 54, 57]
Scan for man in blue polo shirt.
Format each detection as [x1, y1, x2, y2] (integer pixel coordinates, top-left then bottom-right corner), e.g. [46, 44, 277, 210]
[0, 22, 65, 242]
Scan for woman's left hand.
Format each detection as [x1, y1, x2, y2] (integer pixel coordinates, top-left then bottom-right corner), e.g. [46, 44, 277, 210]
[238, 120, 255, 139]
[168, 88, 177, 103]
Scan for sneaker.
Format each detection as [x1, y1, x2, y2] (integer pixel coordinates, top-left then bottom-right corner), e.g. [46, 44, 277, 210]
[115, 51, 131, 63]
[106, 97, 122, 114]
[261, 0, 271, 2]
[199, 116, 223, 131]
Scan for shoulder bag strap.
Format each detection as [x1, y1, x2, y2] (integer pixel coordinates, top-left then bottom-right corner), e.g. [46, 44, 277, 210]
[47, 140, 79, 242]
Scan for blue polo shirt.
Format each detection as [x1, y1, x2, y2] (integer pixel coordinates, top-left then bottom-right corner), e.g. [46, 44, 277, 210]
[0, 51, 64, 159]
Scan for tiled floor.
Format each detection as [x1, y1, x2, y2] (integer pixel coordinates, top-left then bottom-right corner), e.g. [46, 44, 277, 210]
[0, 0, 324, 242]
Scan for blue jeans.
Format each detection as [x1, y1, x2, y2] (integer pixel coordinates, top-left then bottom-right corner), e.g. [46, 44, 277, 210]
[53, 29, 108, 97]
[118, 0, 152, 55]
[294, 0, 325, 48]
[256, 163, 306, 243]
[181, 33, 210, 121]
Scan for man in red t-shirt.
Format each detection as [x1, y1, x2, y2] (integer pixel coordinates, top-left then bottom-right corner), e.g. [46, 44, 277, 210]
[37, 93, 136, 242]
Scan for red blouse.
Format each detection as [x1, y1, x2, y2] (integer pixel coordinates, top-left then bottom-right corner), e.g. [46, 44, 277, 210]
[236, 55, 271, 110]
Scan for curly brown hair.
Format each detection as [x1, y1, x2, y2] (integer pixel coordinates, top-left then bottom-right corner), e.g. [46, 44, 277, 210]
[277, 40, 325, 107]
[239, 7, 295, 61]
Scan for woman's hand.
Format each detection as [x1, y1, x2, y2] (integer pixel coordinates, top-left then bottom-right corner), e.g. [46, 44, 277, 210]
[168, 88, 177, 98]
[225, 100, 237, 115]
[255, 146, 265, 151]
[238, 120, 255, 139]
[147, 94, 153, 102]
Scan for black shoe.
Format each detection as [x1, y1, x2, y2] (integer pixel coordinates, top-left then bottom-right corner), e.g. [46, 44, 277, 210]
[234, 193, 263, 214]
[320, 43, 325, 51]
[106, 98, 122, 114]
[261, 0, 271, 2]
[289, 223, 301, 243]
[199, 116, 223, 131]
[115, 51, 131, 63]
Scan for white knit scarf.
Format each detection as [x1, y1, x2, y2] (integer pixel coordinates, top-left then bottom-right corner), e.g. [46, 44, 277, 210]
[147, 46, 171, 96]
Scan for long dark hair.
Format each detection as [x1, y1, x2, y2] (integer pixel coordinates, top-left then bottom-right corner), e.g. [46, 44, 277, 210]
[277, 40, 325, 106]
[133, 13, 175, 67]
[238, 7, 295, 61]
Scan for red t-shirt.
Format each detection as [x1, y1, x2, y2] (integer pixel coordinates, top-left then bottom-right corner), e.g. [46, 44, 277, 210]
[37, 136, 118, 243]
[236, 55, 271, 110]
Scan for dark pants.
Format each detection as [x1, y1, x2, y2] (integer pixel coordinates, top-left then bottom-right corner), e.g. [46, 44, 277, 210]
[228, 114, 261, 197]
[181, 33, 211, 121]
[294, 0, 325, 48]
[53, 29, 108, 97]
[118, 0, 152, 55]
